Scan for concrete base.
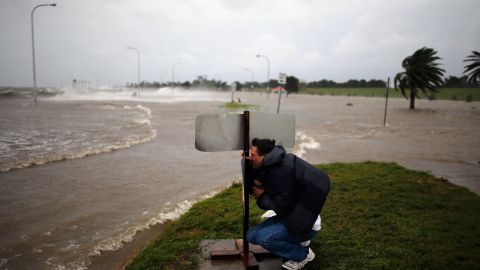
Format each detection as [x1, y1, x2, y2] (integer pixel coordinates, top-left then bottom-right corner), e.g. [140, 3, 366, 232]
[197, 239, 284, 270]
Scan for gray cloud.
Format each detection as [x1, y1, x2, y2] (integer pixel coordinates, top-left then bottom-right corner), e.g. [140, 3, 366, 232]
[1, 0, 479, 87]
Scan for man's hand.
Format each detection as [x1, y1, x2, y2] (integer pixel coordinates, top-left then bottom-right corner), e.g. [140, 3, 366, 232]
[252, 186, 264, 199]
[242, 151, 253, 161]
[252, 180, 264, 199]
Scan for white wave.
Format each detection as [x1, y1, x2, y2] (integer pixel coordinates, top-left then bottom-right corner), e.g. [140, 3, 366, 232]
[0, 131, 156, 172]
[133, 104, 152, 118]
[293, 131, 321, 158]
[45, 256, 87, 270]
[345, 128, 378, 139]
[133, 118, 151, 125]
[0, 254, 21, 268]
[0, 104, 157, 172]
[124, 104, 153, 126]
[88, 190, 220, 257]
[60, 241, 80, 251]
[49, 87, 229, 103]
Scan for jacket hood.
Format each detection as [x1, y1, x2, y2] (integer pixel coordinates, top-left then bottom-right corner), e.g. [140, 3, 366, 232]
[262, 145, 286, 167]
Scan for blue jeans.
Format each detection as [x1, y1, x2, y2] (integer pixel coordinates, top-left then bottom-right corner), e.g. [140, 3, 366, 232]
[246, 216, 316, 262]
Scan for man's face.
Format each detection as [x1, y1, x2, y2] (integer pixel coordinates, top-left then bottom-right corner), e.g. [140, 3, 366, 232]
[248, 146, 264, 169]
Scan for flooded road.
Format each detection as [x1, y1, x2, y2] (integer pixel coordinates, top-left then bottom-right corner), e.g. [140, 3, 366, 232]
[1, 90, 479, 269]
[278, 94, 480, 193]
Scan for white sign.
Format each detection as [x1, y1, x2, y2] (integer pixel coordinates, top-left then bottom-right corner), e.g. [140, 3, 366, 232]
[278, 73, 287, 84]
[195, 113, 295, 152]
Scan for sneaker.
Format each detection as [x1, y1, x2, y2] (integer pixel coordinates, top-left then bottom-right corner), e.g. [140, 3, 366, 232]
[300, 240, 310, 247]
[282, 248, 315, 270]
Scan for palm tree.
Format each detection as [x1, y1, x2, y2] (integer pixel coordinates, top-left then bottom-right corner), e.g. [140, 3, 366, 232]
[394, 47, 445, 109]
[463, 51, 480, 84]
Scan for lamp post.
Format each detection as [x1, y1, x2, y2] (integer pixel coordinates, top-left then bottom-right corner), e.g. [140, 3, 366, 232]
[126, 46, 140, 87]
[244, 68, 254, 89]
[256, 54, 270, 94]
[171, 63, 181, 94]
[31, 3, 56, 104]
[214, 73, 222, 89]
[172, 63, 181, 84]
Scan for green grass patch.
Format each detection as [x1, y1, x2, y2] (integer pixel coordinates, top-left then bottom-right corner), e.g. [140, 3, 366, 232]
[300, 87, 480, 101]
[126, 162, 480, 270]
[221, 102, 258, 110]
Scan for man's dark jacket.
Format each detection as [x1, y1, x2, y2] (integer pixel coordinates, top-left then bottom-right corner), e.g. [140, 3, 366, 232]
[248, 145, 330, 238]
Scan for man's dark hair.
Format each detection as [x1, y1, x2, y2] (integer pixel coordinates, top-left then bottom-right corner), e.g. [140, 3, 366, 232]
[252, 138, 275, 155]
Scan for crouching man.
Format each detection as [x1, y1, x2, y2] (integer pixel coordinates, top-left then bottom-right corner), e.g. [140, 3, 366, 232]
[245, 138, 330, 270]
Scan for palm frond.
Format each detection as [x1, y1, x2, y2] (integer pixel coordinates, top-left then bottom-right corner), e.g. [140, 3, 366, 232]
[463, 51, 480, 84]
[394, 47, 445, 108]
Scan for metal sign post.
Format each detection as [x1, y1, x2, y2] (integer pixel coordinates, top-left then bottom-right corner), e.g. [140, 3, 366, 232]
[195, 111, 295, 269]
[277, 73, 287, 114]
[242, 111, 250, 258]
[383, 77, 390, 127]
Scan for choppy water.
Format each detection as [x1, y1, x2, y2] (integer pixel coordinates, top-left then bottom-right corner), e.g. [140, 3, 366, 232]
[0, 87, 321, 270]
[0, 100, 155, 172]
[1, 87, 478, 269]
[0, 88, 239, 270]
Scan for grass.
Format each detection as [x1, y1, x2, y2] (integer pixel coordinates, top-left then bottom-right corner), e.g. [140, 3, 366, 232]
[221, 102, 258, 110]
[126, 162, 480, 270]
[298, 87, 480, 101]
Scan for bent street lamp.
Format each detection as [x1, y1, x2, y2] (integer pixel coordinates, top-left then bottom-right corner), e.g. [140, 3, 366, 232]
[172, 62, 181, 83]
[256, 54, 270, 93]
[126, 46, 141, 87]
[31, 3, 56, 104]
[171, 62, 181, 95]
[244, 68, 254, 89]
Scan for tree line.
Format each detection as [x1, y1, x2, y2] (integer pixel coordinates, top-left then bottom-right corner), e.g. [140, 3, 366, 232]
[127, 75, 477, 90]
[126, 49, 479, 110]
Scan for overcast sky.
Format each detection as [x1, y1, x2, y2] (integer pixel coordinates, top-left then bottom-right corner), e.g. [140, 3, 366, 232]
[1, 0, 479, 87]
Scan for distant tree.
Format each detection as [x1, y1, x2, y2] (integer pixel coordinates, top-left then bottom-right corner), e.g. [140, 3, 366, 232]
[269, 79, 279, 89]
[307, 78, 385, 88]
[219, 82, 228, 90]
[463, 51, 480, 84]
[234, 81, 242, 91]
[181, 81, 191, 88]
[368, 79, 386, 87]
[359, 79, 367, 87]
[285, 76, 299, 94]
[314, 79, 336, 87]
[299, 82, 308, 92]
[394, 47, 445, 109]
[444, 76, 467, 88]
[345, 79, 358, 87]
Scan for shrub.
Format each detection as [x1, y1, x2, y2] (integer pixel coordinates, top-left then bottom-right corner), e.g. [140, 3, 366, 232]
[466, 94, 473, 102]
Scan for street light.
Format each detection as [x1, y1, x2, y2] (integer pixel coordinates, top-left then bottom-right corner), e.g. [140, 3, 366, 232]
[244, 68, 254, 89]
[31, 3, 56, 104]
[126, 46, 140, 87]
[256, 54, 270, 93]
[214, 73, 222, 89]
[172, 63, 181, 83]
[171, 63, 181, 94]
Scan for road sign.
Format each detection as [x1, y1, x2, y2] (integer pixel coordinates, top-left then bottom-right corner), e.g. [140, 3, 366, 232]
[195, 111, 295, 268]
[279, 72, 287, 84]
[195, 112, 295, 152]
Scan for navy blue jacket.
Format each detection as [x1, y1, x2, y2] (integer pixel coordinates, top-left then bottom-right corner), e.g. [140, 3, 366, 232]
[249, 145, 330, 238]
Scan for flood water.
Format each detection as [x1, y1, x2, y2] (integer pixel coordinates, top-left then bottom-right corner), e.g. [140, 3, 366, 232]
[0, 88, 479, 269]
